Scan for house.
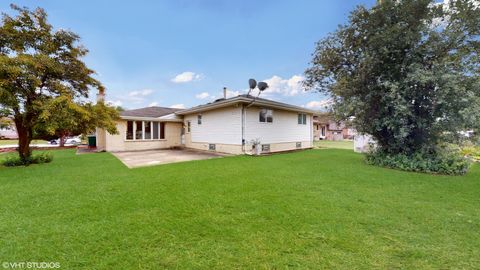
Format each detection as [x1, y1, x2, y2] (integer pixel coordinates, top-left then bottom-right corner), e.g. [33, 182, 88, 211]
[312, 114, 355, 141]
[96, 93, 317, 155]
[0, 117, 18, 139]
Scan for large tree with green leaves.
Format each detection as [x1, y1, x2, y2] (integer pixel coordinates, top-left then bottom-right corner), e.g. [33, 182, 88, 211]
[37, 95, 119, 147]
[0, 5, 118, 160]
[304, 0, 480, 155]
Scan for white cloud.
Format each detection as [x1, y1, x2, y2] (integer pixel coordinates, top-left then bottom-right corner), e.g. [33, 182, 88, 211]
[250, 75, 305, 96]
[170, 104, 186, 109]
[195, 92, 211, 99]
[116, 89, 154, 104]
[305, 99, 333, 110]
[224, 89, 240, 98]
[148, 102, 159, 107]
[106, 100, 122, 107]
[128, 89, 153, 97]
[171, 72, 202, 83]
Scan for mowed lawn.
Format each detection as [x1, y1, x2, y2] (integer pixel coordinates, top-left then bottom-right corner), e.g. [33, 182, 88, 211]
[0, 139, 48, 146]
[0, 150, 479, 269]
[314, 140, 354, 150]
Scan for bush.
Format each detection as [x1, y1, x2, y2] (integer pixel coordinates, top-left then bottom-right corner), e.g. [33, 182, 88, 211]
[365, 146, 471, 175]
[2, 152, 53, 167]
[461, 146, 480, 162]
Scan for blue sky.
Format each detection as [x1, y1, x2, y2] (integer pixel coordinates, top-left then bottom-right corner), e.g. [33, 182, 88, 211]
[1, 0, 375, 110]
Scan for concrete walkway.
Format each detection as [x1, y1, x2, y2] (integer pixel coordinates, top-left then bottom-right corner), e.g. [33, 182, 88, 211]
[112, 149, 227, 168]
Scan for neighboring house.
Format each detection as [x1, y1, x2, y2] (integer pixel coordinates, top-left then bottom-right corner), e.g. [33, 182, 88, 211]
[312, 114, 355, 141]
[96, 94, 316, 155]
[0, 118, 18, 139]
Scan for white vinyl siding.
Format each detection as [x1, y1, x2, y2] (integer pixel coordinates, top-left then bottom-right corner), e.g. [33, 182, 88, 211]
[184, 106, 242, 145]
[245, 107, 311, 144]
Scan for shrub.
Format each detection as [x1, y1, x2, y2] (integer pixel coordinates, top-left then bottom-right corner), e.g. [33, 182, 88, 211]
[2, 152, 53, 167]
[461, 146, 480, 162]
[365, 146, 471, 175]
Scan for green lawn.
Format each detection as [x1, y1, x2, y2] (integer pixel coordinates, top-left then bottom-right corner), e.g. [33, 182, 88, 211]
[315, 140, 354, 150]
[0, 139, 48, 146]
[0, 149, 479, 269]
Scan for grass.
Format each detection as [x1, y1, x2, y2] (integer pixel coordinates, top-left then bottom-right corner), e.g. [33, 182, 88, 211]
[0, 139, 48, 146]
[0, 149, 479, 269]
[314, 140, 354, 150]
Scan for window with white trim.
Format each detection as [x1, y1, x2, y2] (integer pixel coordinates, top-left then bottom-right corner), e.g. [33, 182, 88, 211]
[298, 113, 307, 125]
[144, 121, 152, 140]
[197, 114, 202, 125]
[126, 121, 134, 140]
[135, 121, 143, 140]
[187, 121, 191, 133]
[259, 109, 273, 123]
[153, 122, 159, 139]
[126, 121, 165, 141]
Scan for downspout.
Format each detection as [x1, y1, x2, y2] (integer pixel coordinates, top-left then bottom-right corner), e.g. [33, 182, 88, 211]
[241, 104, 246, 153]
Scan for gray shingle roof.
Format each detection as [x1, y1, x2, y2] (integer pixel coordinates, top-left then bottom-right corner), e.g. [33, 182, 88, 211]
[120, 106, 182, 118]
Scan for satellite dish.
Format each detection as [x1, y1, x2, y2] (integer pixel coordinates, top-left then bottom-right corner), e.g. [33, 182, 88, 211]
[258, 82, 269, 91]
[248, 79, 257, 89]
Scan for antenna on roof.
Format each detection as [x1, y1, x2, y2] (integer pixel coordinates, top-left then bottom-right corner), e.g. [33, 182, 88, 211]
[246, 78, 269, 107]
[247, 79, 257, 96]
[257, 82, 269, 92]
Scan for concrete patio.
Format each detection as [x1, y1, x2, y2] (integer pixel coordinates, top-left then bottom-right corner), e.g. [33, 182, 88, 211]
[112, 148, 227, 168]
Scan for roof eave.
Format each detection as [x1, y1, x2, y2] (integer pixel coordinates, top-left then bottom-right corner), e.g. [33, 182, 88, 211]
[119, 116, 183, 122]
[175, 96, 319, 115]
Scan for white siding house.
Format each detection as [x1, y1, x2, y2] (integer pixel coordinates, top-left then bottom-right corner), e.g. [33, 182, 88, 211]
[98, 94, 318, 155]
[176, 95, 316, 154]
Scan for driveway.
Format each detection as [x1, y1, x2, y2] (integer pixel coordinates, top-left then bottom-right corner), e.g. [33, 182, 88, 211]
[112, 149, 227, 168]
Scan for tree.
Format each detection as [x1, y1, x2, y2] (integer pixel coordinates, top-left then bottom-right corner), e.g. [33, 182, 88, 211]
[37, 94, 119, 147]
[304, 0, 480, 156]
[0, 5, 116, 161]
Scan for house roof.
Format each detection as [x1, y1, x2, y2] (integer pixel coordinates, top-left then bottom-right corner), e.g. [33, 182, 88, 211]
[175, 94, 320, 115]
[120, 106, 182, 118]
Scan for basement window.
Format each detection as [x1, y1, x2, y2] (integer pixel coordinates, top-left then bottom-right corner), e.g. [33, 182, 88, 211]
[296, 142, 302, 148]
[209, 144, 216, 151]
[261, 144, 270, 152]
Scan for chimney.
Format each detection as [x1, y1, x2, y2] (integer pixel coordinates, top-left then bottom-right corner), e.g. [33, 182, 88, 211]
[97, 87, 105, 103]
[223, 87, 227, 99]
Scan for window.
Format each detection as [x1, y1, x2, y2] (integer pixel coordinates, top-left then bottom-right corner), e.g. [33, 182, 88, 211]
[160, 122, 165, 139]
[298, 113, 307, 125]
[259, 109, 273, 123]
[144, 121, 152, 140]
[296, 142, 302, 148]
[197, 114, 202, 125]
[187, 121, 191, 133]
[135, 121, 143, 140]
[126, 121, 134, 140]
[321, 126, 326, 137]
[153, 122, 159, 139]
[209, 144, 216, 151]
[127, 121, 164, 141]
[261, 144, 270, 152]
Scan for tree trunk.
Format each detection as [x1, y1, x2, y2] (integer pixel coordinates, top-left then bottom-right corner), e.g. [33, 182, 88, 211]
[14, 119, 32, 162]
[59, 133, 66, 147]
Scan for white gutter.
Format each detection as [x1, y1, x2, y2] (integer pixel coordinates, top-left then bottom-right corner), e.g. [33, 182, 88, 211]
[176, 96, 319, 115]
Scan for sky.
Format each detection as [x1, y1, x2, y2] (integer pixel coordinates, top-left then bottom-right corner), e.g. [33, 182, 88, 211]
[1, 0, 376, 110]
